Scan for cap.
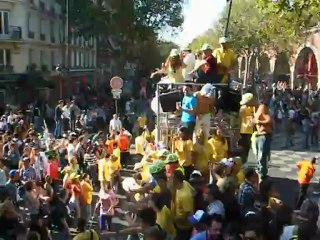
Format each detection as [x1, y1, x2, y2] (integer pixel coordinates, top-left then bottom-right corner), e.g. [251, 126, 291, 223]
[69, 172, 80, 180]
[158, 149, 170, 158]
[169, 48, 180, 57]
[188, 210, 206, 224]
[165, 154, 179, 164]
[9, 169, 17, 177]
[219, 37, 228, 44]
[149, 160, 165, 174]
[200, 43, 212, 51]
[22, 156, 30, 162]
[190, 170, 202, 178]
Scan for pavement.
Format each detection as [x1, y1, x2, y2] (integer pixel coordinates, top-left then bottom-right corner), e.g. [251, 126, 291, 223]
[247, 131, 320, 207]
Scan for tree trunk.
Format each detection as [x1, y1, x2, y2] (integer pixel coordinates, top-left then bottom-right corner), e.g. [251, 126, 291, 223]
[244, 55, 248, 87]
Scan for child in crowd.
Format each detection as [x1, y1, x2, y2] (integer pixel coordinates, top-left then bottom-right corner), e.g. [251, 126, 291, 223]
[95, 181, 119, 231]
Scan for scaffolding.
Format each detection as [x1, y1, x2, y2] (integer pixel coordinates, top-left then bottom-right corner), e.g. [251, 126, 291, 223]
[155, 82, 241, 151]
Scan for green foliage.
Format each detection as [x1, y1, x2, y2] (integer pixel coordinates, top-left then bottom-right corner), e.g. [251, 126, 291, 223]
[188, 29, 219, 52]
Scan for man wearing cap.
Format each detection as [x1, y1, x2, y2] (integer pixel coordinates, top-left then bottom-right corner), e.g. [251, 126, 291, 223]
[200, 44, 217, 83]
[194, 83, 216, 139]
[182, 47, 196, 81]
[239, 93, 256, 163]
[54, 100, 64, 138]
[213, 37, 236, 84]
[20, 157, 37, 183]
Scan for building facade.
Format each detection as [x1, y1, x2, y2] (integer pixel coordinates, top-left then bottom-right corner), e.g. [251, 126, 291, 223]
[0, 0, 98, 104]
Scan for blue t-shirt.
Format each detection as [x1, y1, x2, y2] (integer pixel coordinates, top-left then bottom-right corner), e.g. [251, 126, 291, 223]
[181, 95, 197, 123]
[191, 231, 207, 240]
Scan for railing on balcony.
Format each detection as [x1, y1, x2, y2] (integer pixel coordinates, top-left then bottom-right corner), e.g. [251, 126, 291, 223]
[28, 31, 35, 39]
[40, 1, 45, 12]
[0, 65, 13, 73]
[49, 6, 56, 17]
[0, 26, 22, 41]
[40, 33, 46, 41]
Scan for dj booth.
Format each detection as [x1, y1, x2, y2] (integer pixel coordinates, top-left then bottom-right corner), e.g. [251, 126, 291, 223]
[154, 82, 241, 151]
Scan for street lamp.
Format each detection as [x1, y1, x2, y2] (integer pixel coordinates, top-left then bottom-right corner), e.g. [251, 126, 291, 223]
[224, 0, 233, 38]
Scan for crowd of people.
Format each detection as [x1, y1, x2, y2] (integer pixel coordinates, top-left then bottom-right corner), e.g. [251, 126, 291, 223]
[0, 37, 320, 240]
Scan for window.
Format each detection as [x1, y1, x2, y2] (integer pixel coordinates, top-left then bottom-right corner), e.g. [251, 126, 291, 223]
[71, 50, 75, 67]
[50, 21, 55, 41]
[80, 52, 84, 67]
[51, 51, 55, 69]
[76, 51, 80, 66]
[28, 49, 34, 63]
[0, 49, 11, 66]
[0, 11, 9, 35]
[40, 50, 45, 65]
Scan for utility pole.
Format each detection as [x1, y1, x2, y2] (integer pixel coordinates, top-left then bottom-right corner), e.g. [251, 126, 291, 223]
[224, 0, 233, 38]
[65, 0, 69, 69]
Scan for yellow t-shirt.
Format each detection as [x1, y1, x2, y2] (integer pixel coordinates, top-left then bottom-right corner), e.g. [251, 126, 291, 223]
[135, 136, 146, 155]
[138, 116, 147, 128]
[80, 181, 93, 205]
[157, 206, 176, 237]
[113, 148, 121, 167]
[208, 137, 228, 162]
[104, 160, 121, 181]
[213, 47, 236, 83]
[98, 158, 106, 182]
[172, 181, 195, 229]
[192, 142, 211, 172]
[174, 140, 193, 167]
[240, 105, 255, 134]
[73, 230, 99, 240]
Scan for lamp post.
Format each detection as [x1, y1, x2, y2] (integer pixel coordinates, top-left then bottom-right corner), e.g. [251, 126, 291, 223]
[224, 0, 233, 38]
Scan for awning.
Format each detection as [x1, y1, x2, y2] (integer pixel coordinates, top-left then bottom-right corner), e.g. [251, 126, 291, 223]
[0, 73, 55, 89]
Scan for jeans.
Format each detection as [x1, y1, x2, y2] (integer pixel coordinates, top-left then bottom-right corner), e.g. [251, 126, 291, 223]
[54, 120, 62, 138]
[304, 132, 310, 149]
[88, 164, 98, 186]
[239, 133, 252, 164]
[296, 184, 309, 209]
[80, 204, 92, 222]
[256, 134, 272, 179]
[34, 116, 41, 132]
[100, 214, 112, 231]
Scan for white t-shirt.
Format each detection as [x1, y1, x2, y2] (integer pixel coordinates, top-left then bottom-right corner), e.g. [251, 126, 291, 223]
[109, 119, 122, 132]
[182, 53, 196, 81]
[207, 200, 225, 218]
[67, 144, 75, 160]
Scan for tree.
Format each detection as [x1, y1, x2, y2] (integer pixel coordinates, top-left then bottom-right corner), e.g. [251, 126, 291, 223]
[217, 0, 264, 84]
[256, 0, 319, 38]
[188, 29, 220, 52]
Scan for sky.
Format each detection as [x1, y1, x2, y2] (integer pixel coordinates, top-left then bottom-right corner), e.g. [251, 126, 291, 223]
[168, 0, 227, 47]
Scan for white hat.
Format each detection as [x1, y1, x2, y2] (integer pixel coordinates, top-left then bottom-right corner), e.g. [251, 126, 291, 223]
[200, 83, 215, 98]
[190, 59, 207, 73]
[219, 37, 228, 44]
[182, 46, 191, 51]
[169, 48, 180, 57]
[200, 44, 212, 51]
[133, 162, 143, 171]
[190, 170, 202, 177]
[240, 93, 254, 105]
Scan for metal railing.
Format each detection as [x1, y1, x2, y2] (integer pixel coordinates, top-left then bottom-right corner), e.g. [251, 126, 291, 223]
[155, 82, 229, 143]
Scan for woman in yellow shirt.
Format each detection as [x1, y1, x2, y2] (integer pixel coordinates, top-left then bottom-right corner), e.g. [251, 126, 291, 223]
[150, 193, 176, 239]
[173, 128, 194, 179]
[192, 130, 212, 182]
[208, 128, 228, 162]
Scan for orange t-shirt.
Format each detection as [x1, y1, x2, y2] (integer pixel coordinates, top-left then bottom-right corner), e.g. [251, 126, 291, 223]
[118, 134, 129, 152]
[297, 161, 315, 184]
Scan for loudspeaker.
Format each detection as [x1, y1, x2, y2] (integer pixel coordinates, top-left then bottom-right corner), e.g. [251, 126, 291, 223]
[159, 90, 183, 112]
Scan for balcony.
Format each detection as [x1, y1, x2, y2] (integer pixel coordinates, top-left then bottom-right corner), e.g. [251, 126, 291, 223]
[40, 33, 46, 41]
[40, 1, 45, 12]
[0, 26, 22, 41]
[0, 65, 13, 73]
[49, 6, 56, 17]
[28, 31, 35, 39]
